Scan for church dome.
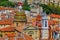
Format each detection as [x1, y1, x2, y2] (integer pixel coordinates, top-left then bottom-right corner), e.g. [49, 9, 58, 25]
[14, 12, 27, 22]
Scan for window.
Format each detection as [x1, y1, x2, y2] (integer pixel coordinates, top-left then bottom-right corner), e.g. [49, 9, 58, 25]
[8, 15, 10, 18]
[28, 31, 34, 34]
[53, 32, 58, 39]
[5, 15, 9, 19]
[45, 20, 47, 27]
[16, 23, 18, 26]
[29, 35, 32, 37]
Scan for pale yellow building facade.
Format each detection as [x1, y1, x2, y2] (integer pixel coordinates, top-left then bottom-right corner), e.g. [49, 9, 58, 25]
[23, 25, 40, 40]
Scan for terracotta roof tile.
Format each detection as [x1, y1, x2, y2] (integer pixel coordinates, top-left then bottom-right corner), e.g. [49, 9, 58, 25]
[0, 7, 14, 10]
[0, 27, 14, 31]
[0, 19, 13, 25]
[48, 20, 58, 25]
[6, 33, 33, 40]
[37, 23, 42, 27]
[50, 14, 60, 18]
[36, 15, 41, 21]
[6, 33, 16, 37]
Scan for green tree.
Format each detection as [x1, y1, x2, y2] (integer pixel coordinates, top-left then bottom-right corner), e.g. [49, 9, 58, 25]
[0, 0, 8, 2]
[22, 0, 31, 11]
[40, 3, 60, 15]
[40, 4, 52, 14]
[0, 1, 15, 7]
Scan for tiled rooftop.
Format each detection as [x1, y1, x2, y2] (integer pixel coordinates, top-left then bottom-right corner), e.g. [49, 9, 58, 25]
[0, 6, 14, 10]
[0, 26, 14, 31]
[0, 19, 13, 25]
[50, 14, 60, 18]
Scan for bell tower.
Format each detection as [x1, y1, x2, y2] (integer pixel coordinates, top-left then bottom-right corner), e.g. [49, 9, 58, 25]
[40, 7, 49, 40]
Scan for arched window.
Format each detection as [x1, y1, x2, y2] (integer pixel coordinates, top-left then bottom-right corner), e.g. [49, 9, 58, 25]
[28, 31, 34, 34]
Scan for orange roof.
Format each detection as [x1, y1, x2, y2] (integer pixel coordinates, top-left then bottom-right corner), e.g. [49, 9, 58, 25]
[0, 6, 14, 10]
[36, 15, 41, 21]
[48, 20, 58, 25]
[6, 33, 33, 40]
[50, 14, 60, 18]
[6, 33, 16, 37]
[0, 26, 14, 31]
[37, 23, 42, 27]
[0, 19, 13, 25]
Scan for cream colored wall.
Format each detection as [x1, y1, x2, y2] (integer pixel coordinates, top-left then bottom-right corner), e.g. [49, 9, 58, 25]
[0, 25, 10, 28]
[52, 18, 58, 21]
[14, 22, 26, 32]
[23, 30, 40, 40]
[47, 16, 50, 20]
[48, 15, 59, 21]
[14, 22, 25, 27]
